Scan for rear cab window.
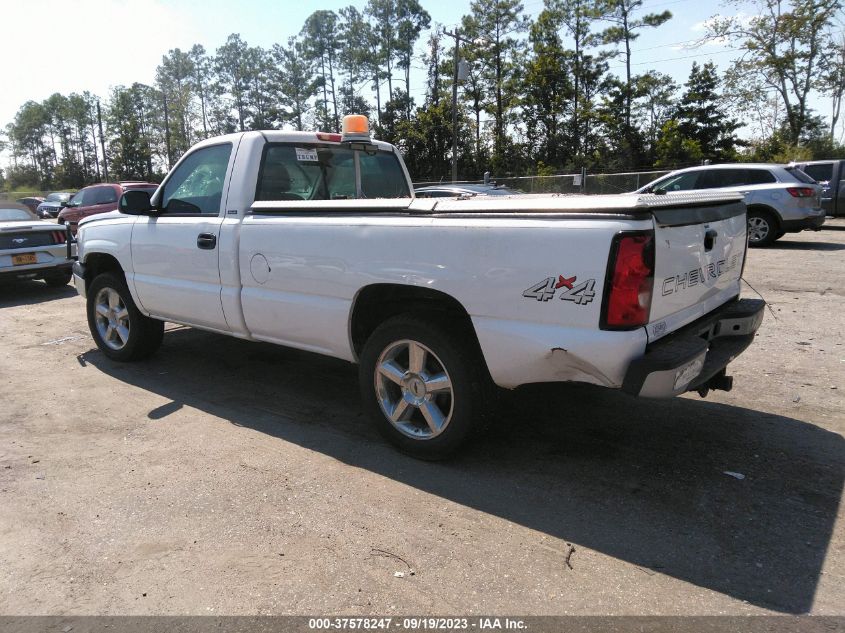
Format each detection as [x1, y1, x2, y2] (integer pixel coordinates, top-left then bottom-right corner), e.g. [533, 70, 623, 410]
[255, 143, 410, 202]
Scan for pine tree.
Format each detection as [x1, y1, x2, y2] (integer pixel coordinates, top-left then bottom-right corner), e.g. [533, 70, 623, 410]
[675, 61, 739, 162]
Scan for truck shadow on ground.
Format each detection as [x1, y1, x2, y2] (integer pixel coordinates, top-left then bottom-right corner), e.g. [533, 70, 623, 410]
[768, 240, 845, 250]
[0, 280, 77, 308]
[86, 327, 843, 615]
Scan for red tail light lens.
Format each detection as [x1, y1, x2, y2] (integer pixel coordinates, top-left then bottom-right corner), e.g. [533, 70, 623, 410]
[786, 187, 816, 198]
[601, 232, 655, 330]
[52, 231, 67, 244]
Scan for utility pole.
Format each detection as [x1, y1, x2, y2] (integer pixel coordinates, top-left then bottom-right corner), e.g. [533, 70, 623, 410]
[96, 100, 108, 182]
[444, 28, 461, 183]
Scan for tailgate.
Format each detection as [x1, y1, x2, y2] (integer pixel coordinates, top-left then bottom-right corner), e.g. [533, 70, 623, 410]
[645, 194, 747, 342]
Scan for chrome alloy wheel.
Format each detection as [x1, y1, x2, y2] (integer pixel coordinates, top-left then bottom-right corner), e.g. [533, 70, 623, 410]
[374, 339, 454, 440]
[93, 287, 131, 351]
[748, 216, 771, 243]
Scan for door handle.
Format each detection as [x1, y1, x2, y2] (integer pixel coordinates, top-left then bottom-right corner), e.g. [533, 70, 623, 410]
[197, 233, 217, 250]
[704, 228, 717, 251]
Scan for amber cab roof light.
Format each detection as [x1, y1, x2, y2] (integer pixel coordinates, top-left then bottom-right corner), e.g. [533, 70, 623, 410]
[341, 114, 371, 143]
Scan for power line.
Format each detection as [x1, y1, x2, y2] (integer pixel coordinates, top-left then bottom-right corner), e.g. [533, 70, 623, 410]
[641, 0, 698, 8]
[608, 47, 738, 69]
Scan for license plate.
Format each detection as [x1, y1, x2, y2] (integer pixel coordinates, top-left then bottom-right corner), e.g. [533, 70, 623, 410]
[12, 253, 37, 266]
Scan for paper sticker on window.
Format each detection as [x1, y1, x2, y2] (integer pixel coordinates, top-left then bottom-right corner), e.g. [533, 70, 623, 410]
[295, 147, 318, 162]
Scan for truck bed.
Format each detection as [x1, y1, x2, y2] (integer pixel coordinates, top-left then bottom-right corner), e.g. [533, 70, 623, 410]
[250, 191, 746, 225]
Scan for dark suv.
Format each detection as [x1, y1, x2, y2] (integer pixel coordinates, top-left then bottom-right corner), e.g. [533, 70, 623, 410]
[36, 192, 75, 218]
[59, 182, 158, 233]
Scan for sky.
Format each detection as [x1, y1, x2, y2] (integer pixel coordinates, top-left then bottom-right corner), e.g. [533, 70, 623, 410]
[0, 0, 832, 142]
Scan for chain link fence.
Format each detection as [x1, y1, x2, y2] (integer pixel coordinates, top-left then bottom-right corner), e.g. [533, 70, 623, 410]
[4, 170, 672, 204]
[414, 169, 671, 195]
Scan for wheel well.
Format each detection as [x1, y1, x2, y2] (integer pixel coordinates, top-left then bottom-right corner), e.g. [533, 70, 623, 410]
[83, 253, 124, 290]
[350, 284, 481, 359]
[746, 205, 781, 230]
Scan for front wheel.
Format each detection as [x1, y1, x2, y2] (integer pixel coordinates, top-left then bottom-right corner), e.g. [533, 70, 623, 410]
[359, 314, 490, 460]
[86, 272, 164, 361]
[747, 211, 779, 247]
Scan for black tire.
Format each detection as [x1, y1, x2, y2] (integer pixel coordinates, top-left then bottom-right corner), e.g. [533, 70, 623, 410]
[86, 272, 164, 361]
[747, 210, 779, 247]
[43, 269, 72, 287]
[359, 313, 491, 460]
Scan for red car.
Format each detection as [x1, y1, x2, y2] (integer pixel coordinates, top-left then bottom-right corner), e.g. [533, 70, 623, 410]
[58, 182, 158, 233]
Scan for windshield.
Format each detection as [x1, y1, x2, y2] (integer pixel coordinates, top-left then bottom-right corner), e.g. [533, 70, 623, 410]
[46, 193, 70, 203]
[256, 144, 410, 201]
[0, 208, 36, 221]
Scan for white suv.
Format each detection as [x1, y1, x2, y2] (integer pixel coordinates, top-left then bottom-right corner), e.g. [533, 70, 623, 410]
[636, 164, 825, 246]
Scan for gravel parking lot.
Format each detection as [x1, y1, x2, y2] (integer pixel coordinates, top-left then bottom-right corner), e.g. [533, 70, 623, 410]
[0, 221, 843, 616]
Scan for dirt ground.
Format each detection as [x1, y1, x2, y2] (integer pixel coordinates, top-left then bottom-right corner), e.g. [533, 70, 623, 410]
[0, 220, 843, 616]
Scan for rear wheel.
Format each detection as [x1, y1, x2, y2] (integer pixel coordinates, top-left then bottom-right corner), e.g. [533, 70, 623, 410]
[43, 269, 72, 287]
[747, 210, 779, 247]
[86, 272, 163, 361]
[359, 314, 490, 460]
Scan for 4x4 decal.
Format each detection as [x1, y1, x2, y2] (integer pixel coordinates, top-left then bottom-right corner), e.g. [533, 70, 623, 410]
[523, 274, 596, 305]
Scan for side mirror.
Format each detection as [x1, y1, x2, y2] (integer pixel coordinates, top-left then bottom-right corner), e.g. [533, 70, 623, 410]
[119, 190, 155, 215]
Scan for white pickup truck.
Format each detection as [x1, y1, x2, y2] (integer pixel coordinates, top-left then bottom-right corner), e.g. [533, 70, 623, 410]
[72, 116, 765, 458]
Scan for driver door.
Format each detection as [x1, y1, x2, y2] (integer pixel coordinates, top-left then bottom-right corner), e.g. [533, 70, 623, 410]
[131, 142, 235, 330]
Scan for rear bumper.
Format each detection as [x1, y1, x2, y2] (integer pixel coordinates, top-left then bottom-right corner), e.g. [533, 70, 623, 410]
[782, 214, 825, 232]
[622, 298, 765, 398]
[0, 260, 73, 283]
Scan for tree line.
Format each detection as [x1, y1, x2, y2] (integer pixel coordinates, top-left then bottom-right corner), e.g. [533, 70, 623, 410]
[2, 0, 844, 191]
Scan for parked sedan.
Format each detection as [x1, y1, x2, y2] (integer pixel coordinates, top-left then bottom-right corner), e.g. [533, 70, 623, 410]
[0, 204, 75, 286]
[414, 183, 522, 198]
[635, 163, 825, 246]
[36, 192, 74, 219]
[58, 182, 158, 234]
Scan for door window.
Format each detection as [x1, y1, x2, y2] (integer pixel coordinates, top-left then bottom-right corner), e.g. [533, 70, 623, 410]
[161, 143, 232, 215]
[698, 169, 748, 188]
[744, 169, 777, 185]
[68, 188, 95, 207]
[90, 186, 118, 205]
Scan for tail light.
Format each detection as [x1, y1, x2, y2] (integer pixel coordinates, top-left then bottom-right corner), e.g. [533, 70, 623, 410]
[52, 231, 67, 244]
[601, 231, 655, 330]
[786, 187, 816, 197]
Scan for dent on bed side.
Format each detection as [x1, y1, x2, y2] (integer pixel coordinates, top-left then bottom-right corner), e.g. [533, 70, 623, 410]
[546, 346, 615, 386]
